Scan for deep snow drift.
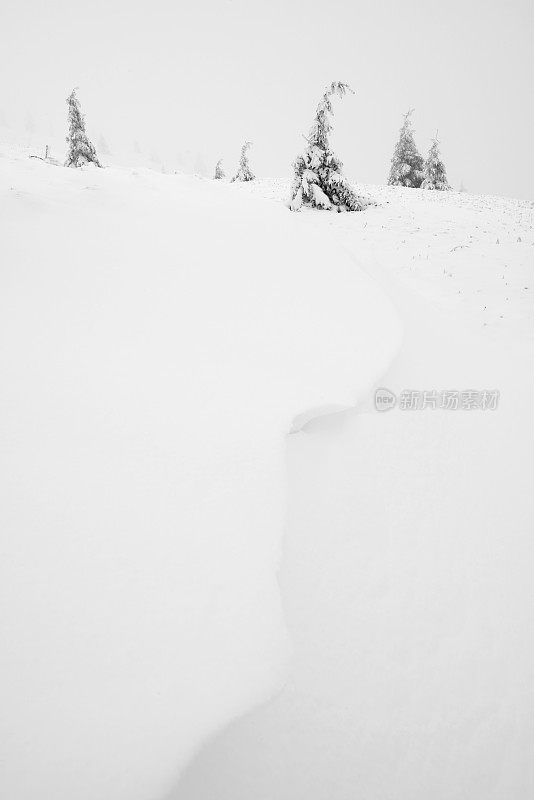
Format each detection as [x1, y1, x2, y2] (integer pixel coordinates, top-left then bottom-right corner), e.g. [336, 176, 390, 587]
[0, 150, 400, 800]
[173, 182, 534, 800]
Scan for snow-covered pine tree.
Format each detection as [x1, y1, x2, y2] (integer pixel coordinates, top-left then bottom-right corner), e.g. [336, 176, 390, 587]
[214, 159, 225, 180]
[231, 141, 255, 182]
[422, 133, 450, 190]
[388, 109, 424, 188]
[64, 90, 101, 168]
[289, 81, 367, 212]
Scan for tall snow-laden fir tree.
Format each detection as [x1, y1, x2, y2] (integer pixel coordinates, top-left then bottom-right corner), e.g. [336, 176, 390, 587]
[421, 134, 450, 190]
[64, 89, 101, 168]
[214, 159, 225, 179]
[231, 141, 255, 182]
[289, 81, 367, 212]
[388, 109, 423, 188]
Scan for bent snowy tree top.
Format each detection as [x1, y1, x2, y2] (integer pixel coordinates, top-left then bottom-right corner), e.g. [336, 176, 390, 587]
[289, 81, 368, 212]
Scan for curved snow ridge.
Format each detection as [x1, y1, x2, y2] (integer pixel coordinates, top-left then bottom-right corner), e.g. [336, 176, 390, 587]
[0, 155, 401, 800]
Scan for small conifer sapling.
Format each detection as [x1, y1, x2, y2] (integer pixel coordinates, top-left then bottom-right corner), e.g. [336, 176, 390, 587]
[214, 159, 225, 180]
[64, 89, 101, 168]
[421, 134, 450, 190]
[231, 142, 255, 182]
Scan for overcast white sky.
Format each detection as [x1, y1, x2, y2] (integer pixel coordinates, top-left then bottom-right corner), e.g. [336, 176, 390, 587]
[1, 0, 533, 198]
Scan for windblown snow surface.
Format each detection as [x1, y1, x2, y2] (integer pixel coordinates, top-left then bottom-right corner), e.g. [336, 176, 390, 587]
[0, 150, 400, 800]
[1, 150, 534, 800]
[173, 182, 534, 800]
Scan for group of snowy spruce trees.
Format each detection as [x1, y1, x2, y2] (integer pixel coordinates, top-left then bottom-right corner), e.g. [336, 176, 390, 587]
[63, 85, 449, 213]
[213, 85, 449, 208]
[213, 142, 255, 182]
[214, 81, 370, 212]
[388, 108, 449, 190]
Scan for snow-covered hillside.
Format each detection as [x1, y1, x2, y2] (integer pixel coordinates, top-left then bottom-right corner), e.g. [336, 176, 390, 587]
[173, 181, 534, 800]
[1, 147, 533, 800]
[235, 178, 534, 340]
[0, 149, 400, 800]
